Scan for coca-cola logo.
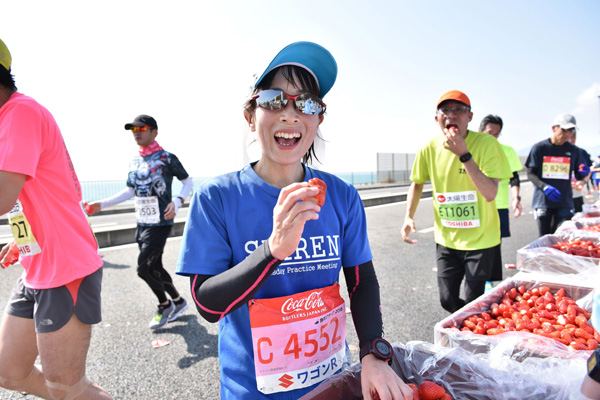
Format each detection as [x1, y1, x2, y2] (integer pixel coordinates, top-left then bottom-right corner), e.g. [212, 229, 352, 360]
[437, 194, 446, 203]
[281, 290, 324, 315]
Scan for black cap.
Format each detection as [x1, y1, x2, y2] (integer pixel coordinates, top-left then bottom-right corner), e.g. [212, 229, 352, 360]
[124, 115, 158, 130]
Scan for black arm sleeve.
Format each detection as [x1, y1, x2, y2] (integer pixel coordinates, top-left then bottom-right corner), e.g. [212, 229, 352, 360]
[509, 171, 520, 187]
[526, 167, 546, 190]
[189, 242, 282, 323]
[343, 261, 384, 348]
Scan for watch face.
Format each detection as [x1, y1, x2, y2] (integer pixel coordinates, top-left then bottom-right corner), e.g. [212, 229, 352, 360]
[375, 340, 392, 357]
[589, 352, 598, 372]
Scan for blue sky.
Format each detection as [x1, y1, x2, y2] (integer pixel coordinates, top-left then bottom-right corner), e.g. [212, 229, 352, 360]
[2, 0, 599, 181]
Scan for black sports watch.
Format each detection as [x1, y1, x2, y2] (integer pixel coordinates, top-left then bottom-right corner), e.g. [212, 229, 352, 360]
[459, 152, 472, 163]
[360, 338, 393, 365]
[588, 349, 600, 383]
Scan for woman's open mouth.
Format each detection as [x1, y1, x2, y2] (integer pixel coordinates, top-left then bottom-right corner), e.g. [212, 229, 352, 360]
[275, 132, 301, 146]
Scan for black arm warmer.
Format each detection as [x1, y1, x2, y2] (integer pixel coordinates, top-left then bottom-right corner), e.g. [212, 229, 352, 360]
[509, 171, 520, 187]
[343, 261, 384, 348]
[526, 167, 546, 190]
[189, 242, 282, 323]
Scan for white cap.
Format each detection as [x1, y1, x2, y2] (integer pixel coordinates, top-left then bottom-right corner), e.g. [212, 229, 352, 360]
[553, 113, 577, 130]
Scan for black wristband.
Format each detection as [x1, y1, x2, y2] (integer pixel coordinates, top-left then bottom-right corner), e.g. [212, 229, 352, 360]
[177, 196, 185, 204]
[516, 196, 521, 201]
[459, 152, 472, 163]
[588, 349, 600, 383]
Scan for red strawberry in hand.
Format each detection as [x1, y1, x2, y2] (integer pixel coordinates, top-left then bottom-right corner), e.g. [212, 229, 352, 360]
[305, 178, 327, 207]
[419, 381, 446, 400]
[83, 202, 94, 215]
[408, 383, 420, 400]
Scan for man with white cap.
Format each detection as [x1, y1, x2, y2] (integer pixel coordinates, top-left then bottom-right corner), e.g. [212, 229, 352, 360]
[525, 113, 589, 236]
[0, 38, 111, 399]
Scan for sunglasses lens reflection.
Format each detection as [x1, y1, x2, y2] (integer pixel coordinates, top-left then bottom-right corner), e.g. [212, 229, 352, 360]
[255, 90, 324, 115]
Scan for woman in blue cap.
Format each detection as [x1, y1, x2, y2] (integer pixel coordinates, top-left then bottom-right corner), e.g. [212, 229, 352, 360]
[176, 41, 410, 400]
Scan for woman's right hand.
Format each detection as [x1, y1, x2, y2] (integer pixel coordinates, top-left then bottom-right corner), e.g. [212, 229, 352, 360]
[268, 182, 321, 260]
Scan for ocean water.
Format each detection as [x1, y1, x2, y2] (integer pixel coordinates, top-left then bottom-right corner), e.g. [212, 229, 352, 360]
[80, 172, 386, 203]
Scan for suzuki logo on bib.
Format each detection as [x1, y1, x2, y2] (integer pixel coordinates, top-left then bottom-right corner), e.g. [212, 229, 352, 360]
[278, 374, 294, 388]
[281, 290, 324, 314]
[437, 194, 446, 203]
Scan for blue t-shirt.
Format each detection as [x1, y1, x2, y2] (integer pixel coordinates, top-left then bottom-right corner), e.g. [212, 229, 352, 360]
[176, 163, 372, 400]
[525, 139, 586, 209]
[126, 149, 189, 226]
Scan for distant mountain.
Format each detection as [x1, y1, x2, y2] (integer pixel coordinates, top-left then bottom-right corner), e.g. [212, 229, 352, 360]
[517, 146, 531, 157]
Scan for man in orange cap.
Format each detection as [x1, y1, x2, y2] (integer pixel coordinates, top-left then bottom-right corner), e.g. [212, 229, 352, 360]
[402, 90, 512, 312]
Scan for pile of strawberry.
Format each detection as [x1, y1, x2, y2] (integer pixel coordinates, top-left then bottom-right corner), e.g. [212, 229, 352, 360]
[549, 239, 600, 258]
[580, 224, 600, 232]
[450, 285, 599, 351]
[407, 381, 452, 400]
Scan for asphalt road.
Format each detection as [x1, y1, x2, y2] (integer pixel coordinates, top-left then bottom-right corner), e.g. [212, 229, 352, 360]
[0, 182, 587, 399]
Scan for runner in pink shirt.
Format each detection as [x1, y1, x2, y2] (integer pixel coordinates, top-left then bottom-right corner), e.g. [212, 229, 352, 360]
[0, 38, 111, 399]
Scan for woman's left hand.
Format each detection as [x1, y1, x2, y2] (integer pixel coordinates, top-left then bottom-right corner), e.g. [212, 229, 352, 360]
[361, 355, 413, 400]
[268, 182, 321, 260]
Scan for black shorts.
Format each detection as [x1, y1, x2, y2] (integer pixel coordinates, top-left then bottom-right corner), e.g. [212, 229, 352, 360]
[498, 208, 510, 238]
[136, 224, 173, 248]
[5, 267, 103, 333]
[436, 243, 502, 282]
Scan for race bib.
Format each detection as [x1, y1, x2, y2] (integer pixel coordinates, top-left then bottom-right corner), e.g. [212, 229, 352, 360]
[134, 196, 160, 224]
[249, 283, 346, 394]
[8, 200, 42, 258]
[436, 190, 480, 228]
[542, 156, 570, 180]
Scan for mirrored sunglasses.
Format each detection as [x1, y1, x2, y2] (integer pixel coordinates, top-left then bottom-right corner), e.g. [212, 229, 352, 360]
[253, 89, 325, 115]
[131, 126, 151, 133]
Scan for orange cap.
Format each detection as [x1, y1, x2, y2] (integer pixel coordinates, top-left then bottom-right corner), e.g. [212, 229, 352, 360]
[436, 90, 470, 108]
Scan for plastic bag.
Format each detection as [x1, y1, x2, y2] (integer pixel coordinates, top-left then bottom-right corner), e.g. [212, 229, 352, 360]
[574, 206, 600, 220]
[556, 219, 600, 236]
[516, 232, 600, 274]
[299, 341, 587, 400]
[434, 277, 596, 361]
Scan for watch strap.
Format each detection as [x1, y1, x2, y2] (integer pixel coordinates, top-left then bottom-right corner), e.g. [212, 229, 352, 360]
[588, 349, 600, 383]
[459, 152, 472, 163]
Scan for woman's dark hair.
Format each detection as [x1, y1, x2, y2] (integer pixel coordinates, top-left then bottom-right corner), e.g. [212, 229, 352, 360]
[479, 114, 503, 133]
[244, 65, 324, 165]
[0, 67, 17, 91]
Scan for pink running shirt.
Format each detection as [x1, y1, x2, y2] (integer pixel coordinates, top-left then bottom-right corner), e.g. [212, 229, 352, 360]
[0, 92, 102, 289]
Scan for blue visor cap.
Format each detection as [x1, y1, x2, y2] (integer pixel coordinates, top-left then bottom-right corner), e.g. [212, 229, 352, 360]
[255, 41, 338, 98]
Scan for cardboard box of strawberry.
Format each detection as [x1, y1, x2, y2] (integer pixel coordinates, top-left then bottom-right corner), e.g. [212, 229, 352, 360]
[435, 278, 597, 360]
[516, 232, 600, 275]
[299, 341, 582, 400]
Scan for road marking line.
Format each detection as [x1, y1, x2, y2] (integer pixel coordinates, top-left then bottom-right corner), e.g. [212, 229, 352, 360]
[418, 227, 435, 233]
